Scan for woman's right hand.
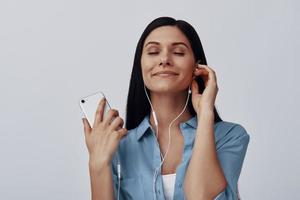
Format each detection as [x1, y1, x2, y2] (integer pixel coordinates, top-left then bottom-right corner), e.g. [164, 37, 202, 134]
[82, 98, 127, 169]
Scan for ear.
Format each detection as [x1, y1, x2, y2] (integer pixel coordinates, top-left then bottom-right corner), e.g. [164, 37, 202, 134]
[192, 70, 197, 79]
[192, 60, 200, 79]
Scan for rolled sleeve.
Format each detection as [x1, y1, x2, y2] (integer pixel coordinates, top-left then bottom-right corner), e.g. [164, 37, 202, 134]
[216, 124, 250, 200]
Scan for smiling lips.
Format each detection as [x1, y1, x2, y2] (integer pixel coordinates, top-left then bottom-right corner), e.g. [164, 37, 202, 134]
[153, 71, 179, 77]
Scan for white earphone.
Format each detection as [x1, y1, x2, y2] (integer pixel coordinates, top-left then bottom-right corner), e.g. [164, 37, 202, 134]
[117, 61, 198, 200]
[144, 84, 191, 200]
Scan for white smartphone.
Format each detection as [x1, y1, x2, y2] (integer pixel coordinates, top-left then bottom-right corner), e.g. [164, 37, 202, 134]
[79, 91, 111, 126]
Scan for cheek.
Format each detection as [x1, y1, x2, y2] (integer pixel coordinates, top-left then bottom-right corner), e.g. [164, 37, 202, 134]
[183, 62, 195, 75]
[178, 57, 195, 71]
[181, 67, 195, 83]
[140, 64, 151, 84]
[141, 57, 154, 77]
[141, 55, 149, 71]
[141, 56, 155, 68]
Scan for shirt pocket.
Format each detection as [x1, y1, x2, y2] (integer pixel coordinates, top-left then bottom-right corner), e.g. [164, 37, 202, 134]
[114, 175, 145, 200]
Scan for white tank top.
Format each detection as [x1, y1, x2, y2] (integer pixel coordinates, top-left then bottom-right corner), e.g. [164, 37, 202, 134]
[162, 173, 176, 200]
[161, 173, 225, 200]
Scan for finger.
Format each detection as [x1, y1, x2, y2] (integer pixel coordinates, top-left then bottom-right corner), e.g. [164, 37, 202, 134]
[196, 65, 217, 87]
[82, 118, 92, 137]
[117, 128, 128, 139]
[198, 65, 217, 82]
[195, 67, 209, 86]
[194, 67, 209, 76]
[103, 109, 119, 126]
[94, 98, 106, 127]
[204, 65, 217, 81]
[109, 116, 124, 131]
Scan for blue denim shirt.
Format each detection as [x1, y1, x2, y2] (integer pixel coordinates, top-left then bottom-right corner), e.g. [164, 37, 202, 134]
[111, 115, 250, 200]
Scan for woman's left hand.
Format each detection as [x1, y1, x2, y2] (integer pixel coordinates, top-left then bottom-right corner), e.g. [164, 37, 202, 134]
[191, 64, 219, 115]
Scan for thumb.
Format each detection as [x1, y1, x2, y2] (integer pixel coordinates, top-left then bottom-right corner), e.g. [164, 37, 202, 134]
[191, 80, 199, 96]
[191, 80, 202, 108]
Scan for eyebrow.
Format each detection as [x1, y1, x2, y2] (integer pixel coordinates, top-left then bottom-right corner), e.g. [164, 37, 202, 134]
[144, 41, 189, 49]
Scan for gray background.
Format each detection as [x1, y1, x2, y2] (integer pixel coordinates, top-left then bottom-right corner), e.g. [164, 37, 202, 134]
[0, 0, 299, 199]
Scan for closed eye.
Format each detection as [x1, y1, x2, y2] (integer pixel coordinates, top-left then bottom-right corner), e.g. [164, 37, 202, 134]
[174, 52, 184, 56]
[148, 52, 159, 55]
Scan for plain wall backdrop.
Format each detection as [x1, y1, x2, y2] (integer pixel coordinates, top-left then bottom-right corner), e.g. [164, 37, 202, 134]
[0, 0, 299, 199]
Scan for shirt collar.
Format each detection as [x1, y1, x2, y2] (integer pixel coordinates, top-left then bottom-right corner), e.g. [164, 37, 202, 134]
[136, 114, 198, 141]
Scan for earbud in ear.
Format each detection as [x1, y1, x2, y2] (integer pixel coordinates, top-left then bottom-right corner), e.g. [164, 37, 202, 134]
[193, 66, 198, 78]
[194, 60, 200, 69]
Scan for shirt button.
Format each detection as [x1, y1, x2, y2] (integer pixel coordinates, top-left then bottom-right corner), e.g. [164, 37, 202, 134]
[157, 189, 161, 194]
[178, 183, 182, 187]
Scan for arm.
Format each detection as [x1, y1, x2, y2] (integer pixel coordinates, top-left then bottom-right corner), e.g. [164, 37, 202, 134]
[82, 98, 127, 200]
[89, 160, 115, 200]
[184, 110, 227, 200]
[184, 64, 227, 199]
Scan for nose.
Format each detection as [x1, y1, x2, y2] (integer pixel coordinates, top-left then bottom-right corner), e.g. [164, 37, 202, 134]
[159, 51, 172, 66]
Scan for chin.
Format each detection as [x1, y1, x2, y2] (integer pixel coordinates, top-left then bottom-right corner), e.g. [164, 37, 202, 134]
[150, 86, 182, 94]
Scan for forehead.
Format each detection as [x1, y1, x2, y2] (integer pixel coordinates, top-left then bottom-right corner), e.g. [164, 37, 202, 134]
[144, 26, 191, 47]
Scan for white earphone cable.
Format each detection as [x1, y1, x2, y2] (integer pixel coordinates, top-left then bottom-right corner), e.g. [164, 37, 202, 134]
[144, 85, 191, 200]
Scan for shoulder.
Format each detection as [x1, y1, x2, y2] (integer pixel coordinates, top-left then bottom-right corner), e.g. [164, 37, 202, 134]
[118, 126, 140, 149]
[214, 121, 250, 147]
[113, 127, 140, 167]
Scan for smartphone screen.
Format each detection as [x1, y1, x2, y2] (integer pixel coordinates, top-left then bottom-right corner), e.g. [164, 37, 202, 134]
[79, 91, 111, 126]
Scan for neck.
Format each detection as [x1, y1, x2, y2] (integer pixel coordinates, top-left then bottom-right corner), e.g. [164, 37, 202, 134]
[148, 91, 192, 131]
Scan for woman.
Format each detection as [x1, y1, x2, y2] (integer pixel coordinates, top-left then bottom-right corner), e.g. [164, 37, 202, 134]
[82, 16, 250, 200]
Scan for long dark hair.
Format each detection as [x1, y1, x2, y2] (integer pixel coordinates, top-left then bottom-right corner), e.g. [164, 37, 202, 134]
[125, 16, 222, 129]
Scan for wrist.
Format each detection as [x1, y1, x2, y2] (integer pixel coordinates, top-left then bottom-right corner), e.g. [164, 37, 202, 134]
[199, 108, 214, 118]
[89, 157, 111, 173]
